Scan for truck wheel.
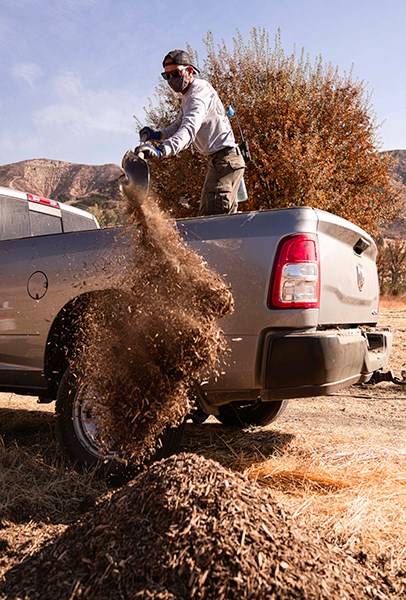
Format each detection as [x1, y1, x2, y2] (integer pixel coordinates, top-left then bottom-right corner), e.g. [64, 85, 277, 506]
[217, 399, 288, 428]
[55, 366, 184, 481]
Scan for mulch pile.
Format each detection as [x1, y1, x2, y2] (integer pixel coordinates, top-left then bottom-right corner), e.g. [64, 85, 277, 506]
[75, 153, 234, 463]
[0, 453, 395, 599]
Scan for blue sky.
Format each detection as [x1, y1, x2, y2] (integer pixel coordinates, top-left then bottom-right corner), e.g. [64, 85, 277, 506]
[1, 0, 405, 166]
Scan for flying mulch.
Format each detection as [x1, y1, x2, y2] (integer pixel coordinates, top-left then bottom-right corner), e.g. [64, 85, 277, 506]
[0, 453, 396, 599]
[75, 151, 234, 464]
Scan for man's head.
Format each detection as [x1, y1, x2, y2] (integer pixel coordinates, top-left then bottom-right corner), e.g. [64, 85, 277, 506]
[161, 49, 199, 93]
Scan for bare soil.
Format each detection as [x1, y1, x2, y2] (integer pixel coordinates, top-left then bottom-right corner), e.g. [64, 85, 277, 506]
[0, 300, 404, 598]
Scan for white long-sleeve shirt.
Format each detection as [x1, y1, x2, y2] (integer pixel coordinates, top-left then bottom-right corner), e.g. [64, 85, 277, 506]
[160, 78, 237, 157]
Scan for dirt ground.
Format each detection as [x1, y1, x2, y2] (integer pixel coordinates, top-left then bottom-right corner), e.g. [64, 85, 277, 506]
[0, 299, 404, 598]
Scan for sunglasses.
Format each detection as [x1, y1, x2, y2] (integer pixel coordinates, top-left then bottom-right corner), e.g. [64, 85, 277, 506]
[161, 67, 188, 81]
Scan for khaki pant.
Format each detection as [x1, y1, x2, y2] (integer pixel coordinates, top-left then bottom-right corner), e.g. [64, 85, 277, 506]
[198, 147, 246, 216]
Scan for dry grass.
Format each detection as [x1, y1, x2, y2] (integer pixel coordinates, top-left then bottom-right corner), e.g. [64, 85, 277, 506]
[380, 294, 406, 309]
[0, 401, 108, 525]
[245, 436, 406, 570]
[179, 416, 406, 582]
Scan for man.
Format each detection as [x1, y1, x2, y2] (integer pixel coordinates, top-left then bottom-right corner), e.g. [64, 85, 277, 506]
[136, 49, 246, 216]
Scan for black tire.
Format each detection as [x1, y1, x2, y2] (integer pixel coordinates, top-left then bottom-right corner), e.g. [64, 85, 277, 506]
[55, 366, 184, 481]
[216, 399, 288, 428]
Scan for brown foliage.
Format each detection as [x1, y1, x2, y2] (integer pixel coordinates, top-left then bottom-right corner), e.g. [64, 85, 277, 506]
[377, 238, 406, 294]
[140, 28, 401, 233]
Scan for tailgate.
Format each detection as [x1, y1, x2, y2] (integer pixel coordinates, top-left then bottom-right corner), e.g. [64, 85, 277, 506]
[316, 210, 379, 326]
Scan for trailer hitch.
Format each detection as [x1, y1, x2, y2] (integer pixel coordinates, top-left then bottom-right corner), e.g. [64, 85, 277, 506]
[366, 369, 406, 386]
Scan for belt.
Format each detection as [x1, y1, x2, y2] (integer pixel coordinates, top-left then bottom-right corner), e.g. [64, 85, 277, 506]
[210, 146, 241, 158]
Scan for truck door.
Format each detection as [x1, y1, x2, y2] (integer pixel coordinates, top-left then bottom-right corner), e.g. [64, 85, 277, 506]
[0, 192, 63, 389]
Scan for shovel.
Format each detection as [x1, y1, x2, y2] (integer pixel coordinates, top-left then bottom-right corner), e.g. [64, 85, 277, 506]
[119, 149, 150, 210]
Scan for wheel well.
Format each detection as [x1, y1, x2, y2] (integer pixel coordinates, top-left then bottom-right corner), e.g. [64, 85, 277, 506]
[44, 294, 92, 399]
[44, 289, 136, 399]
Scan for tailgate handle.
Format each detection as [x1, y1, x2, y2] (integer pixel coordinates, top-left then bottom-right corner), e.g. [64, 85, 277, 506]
[353, 237, 370, 256]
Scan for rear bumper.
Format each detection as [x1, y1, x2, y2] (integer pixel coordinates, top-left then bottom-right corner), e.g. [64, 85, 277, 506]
[260, 327, 392, 400]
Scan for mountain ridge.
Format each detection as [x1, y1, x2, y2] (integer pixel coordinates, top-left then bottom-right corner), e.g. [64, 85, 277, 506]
[0, 158, 122, 204]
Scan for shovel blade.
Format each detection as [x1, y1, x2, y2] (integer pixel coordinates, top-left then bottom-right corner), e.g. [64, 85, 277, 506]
[120, 150, 150, 209]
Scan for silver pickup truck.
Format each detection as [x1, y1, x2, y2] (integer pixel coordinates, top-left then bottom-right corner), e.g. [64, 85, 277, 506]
[0, 184, 392, 476]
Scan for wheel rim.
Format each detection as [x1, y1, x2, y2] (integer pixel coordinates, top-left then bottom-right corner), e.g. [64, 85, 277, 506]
[72, 383, 118, 461]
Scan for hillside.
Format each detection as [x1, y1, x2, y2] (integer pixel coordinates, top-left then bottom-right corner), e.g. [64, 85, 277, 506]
[381, 149, 406, 239]
[0, 151, 405, 237]
[390, 149, 406, 186]
[0, 158, 122, 212]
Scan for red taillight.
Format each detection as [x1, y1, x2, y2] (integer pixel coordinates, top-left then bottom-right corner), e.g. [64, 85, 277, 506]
[268, 234, 320, 309]
[27, 193, 59, 209]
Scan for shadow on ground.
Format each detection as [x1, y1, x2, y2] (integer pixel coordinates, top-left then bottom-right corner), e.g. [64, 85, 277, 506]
[180, 421, 295, 472]
[0, 406, 295, 525]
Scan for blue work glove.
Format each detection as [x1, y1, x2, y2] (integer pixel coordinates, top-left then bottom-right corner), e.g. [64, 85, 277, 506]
[135, 143, 163, 160]
[139, 126, 162, 142]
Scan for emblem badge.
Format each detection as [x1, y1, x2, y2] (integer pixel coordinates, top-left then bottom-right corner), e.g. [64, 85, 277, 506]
[356, 264, 365, 291]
